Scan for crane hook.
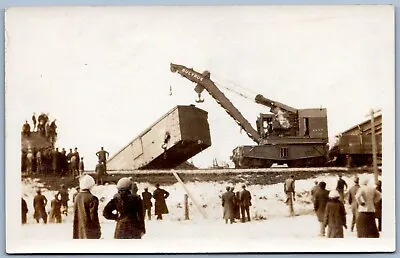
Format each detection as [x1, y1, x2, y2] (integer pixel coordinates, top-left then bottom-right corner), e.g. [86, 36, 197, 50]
[195, 93, 204, 103]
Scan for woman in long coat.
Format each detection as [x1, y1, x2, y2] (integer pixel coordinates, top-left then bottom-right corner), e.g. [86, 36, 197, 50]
[324, 190, 347, 238]
[313, 181, 330, 236]
[73, 175, 101, 239]
[153, 184, 169, 220]
[103, 177, 146, 239]
[221, 186, 235, 224]
[355, 177, 381, 238]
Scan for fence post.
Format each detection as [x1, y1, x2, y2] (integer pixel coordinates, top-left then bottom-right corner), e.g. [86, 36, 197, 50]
[184, 194, 190, 220]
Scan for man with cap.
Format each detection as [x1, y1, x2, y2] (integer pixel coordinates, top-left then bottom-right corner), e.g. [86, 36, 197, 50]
[336, 174, 348, 203]
[324, 190, 347, 238]
[355, 176, 381, 238]
[239, 184, 252, 222]
[73, 175, 101, 239]
[33, 189, 48, 224]
[348, 176, 361, 232]
[153, 183, 170, 220]
[221, 186, 235, 224]
[142, 187, 153, 220]
[103, 177, 145, 239]
[314, 181, 329, 236]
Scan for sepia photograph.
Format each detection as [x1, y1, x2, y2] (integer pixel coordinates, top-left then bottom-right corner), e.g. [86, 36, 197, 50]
[5, 5, 395, 253]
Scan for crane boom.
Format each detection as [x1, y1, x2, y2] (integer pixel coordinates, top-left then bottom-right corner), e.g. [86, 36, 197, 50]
[171, 63, 262, 144]
[255, 94, 298, 114]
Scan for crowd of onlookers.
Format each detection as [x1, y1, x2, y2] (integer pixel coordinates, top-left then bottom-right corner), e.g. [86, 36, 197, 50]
[22, 146, 83, 177]
[21, 175, 171, 239]
[285, 173, 382, 238]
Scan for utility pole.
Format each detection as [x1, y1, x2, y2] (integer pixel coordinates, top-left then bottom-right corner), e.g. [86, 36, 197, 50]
[368, 109, 381, 185]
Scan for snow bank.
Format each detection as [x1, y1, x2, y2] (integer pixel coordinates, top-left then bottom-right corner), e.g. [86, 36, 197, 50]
[22, 172, 378, 224]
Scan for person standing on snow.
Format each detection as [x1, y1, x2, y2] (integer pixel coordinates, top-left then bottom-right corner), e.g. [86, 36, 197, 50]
[239, 184, 252, 222]
[324, 190, 347, 238]
[49, 194, 62, 223]
[73, 175, 101, 239]
[142, 187, 153, 220]
[153, 183, 169, 220]
[313, 181, 329, 237]
[336, 174, 348, 203]
[284, 175, 296, 216]
[21, 198, 28, 224]
[103, 177, 146, 239]
[56, 184, 69, 215]
[355, 176, 381, 238]
[221, 186, 235, 224]
[348, 176, 361, 232]
[33, 189, 48, 224]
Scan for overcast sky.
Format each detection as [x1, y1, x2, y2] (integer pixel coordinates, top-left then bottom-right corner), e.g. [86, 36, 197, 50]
[6, 5, 394, 169]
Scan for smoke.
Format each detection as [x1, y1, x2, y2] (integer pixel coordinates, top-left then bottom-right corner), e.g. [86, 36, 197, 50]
[275, 109, 291, 129]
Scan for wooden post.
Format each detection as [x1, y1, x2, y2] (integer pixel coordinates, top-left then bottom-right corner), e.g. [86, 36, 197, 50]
[184, 194, 190, 220]
[171, 171, 207, 219]
[370, 109, 378, 184]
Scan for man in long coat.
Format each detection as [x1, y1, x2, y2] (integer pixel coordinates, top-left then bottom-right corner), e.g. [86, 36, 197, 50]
[33, 189, 48, 224]
[324, 190, 347, 238]
[221, 186, 235, 224]
[313, 181, 329, 236]
[73, 175, 101, 239]
[348, 177, 361, 232]
[153, 184, 169, 220]
[239, 184, 252, 222]
[103, 177, 146, 239]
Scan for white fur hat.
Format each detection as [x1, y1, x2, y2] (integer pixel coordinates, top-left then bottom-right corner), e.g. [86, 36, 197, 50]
[329, 190, 340, 199]
[360, 176, 369, 186]
[117, 177, 132, 191]
[80, 175, 95, 190]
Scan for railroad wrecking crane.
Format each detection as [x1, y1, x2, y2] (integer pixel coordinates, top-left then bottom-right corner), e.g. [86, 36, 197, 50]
[170, 63, 329, 168]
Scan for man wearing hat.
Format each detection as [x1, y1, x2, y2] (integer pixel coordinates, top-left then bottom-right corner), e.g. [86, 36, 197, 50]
[324, 190, 347, 238]
[221, 186, 235, 224]
[142, 187, 153, 220]
[153, 183, 170, 220]
[239, 184, 252, 223]
[103, 177, 146, 239]
[348, 176, 361, 232]
[73, 175, 101, 239]
[336, 174, 348, 203]
[314, 181, 329, 236]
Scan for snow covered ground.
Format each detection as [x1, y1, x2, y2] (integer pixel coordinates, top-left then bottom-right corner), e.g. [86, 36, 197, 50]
[20, 173, 382, 241]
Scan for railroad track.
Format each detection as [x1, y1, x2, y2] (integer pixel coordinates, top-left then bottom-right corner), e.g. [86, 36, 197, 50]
[99, 167, 352, 175]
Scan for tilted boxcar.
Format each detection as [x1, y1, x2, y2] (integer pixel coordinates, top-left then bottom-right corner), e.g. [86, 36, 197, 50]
[330, 114, 382, 167]
[106, 105, 211, 170]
